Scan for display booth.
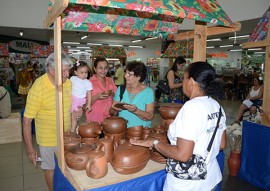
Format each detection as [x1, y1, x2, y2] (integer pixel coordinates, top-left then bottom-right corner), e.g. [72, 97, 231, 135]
[0, 43, 9, 86]
[44, 0, 237, 190]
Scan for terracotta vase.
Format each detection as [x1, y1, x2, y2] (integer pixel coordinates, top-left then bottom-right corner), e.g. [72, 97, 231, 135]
[228, 150, 241, 176]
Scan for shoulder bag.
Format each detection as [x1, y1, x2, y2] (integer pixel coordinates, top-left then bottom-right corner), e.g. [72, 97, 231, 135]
[165, 106, 222, 180]
[156, 79, 170, 95]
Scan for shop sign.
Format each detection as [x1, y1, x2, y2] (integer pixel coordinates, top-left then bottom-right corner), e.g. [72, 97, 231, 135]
[209, 52, 228, 58]
[9, 40, 40, 53]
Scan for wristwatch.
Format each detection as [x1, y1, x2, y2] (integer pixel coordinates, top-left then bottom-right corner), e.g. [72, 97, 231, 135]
[153, 140, 159, 147]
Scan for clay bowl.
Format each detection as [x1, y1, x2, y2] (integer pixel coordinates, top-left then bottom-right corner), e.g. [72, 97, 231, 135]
[159, 103, 183, 119]
[78, 122, 102, 138]
[102, 116, 127, 134]
[111, 140, 150, 174]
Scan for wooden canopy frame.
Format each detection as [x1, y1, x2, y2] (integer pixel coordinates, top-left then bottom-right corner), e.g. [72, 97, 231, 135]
[44, 0, 241, 172]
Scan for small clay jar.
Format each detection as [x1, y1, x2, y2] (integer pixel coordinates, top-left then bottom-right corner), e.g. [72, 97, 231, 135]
[64, 131, 81, 150]
[142, 127, 152, 140]
[126, 126, 143, 140]
[86, 144, 108, 179]
[159, 103, 183, 119]
[78, 122, 102, 138]
[111, 140, 150, 174]
[102, 116, 127, 134]
[65, 143, 95, 170]
[99, 138, 114, 163]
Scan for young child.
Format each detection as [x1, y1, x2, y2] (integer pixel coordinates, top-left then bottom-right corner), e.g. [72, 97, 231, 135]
[70, 60, 93, 132]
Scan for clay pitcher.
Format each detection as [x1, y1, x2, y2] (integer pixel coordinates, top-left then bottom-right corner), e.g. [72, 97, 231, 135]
[99, 138, 114, 163]
[86, 144, 108, 179]
[78, 122, 102, 138]
[228, 150, 241, 176]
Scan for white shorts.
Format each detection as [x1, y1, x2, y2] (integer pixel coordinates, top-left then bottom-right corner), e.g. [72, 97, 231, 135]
[39, 146, 58, 170]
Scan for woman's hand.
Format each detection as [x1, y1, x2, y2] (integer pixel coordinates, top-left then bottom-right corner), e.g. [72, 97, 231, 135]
[130, 139, 155, 149]
[124, 104, 137, 113]
[98, 92, 109, 100]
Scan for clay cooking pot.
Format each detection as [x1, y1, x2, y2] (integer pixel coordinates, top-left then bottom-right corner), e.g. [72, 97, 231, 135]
[78, 122, 102, 138]
[159, 103, 183, 119]
[64, 131, 81, 150]
[102, 116, 127, 134]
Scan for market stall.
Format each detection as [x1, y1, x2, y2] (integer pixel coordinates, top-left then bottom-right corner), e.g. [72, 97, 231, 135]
[0, 43, 9, 86]
[44, 0, 237, 190]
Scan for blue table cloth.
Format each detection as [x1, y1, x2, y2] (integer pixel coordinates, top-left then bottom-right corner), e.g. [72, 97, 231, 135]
[238, 121, 270, 190]
[54, 151, 224, 191]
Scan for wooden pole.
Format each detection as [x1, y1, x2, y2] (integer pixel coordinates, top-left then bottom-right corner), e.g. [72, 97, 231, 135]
[193, 21, 207, 62]
[54, 16, 65, 171]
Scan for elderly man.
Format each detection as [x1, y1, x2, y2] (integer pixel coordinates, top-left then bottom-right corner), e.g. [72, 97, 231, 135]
[0, 81, 11, 118]
[114, 61, 125, 87]
[23, 52, 82, 191]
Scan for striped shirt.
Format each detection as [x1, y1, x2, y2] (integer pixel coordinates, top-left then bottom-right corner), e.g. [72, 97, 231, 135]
[24, 73, 72, 146]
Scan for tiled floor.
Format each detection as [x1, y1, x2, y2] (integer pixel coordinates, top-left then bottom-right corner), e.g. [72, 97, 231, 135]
[0, 95, 266, 191]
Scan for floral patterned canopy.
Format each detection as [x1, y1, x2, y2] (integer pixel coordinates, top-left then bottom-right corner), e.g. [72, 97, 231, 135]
[0, 43, 9, 57]
[92, 46, 127, 58]
[49, 0, 233, 39]
[248, 6, 270, 42]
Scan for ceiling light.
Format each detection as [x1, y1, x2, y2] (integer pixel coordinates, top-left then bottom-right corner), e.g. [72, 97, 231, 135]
[229, 35, 250, 39]
[229, 49, 243, 52]
[63, 42, 80, 44]
[19, 30, 23, 37]
[81, 35, 88, 40]
[206, 38, 221, 42]
[206, 46, 215, 49]
[85, 50, 92, 52]
[145, 37, 158, 40]
[220, 45, 233, 48]
[254, 52, 265, 54]
[128, 45, 144, 48]
[68, 49, 80, 51]
[131, 39, 142, 43]
[107, 58, 121, 61]
[77, 46, 90, 49]
[248, 48, 262, 51]
[87, 43, 103, 46]
[109, 44, 123, 47]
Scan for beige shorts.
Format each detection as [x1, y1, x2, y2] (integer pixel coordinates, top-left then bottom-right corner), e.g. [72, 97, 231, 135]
[39, 146, 58, 170]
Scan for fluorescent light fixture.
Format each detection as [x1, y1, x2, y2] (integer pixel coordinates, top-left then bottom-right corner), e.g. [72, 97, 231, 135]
[229, 49, 243, 52]
[206, 38, 221, 42]
[229, 35, 250, 39]
[87, 43, 103, 46]
[145, 37, 158, 40]
[68, 49, 80, 51]
[63, 42, 80, 44]
[19, 30, 23, 37]
[80, 35, 88, 40]
[206, 46, 215, 49]
[248, 48, 262, 51]
[77, 46, 90, 49]
[128, 45, 144, 48]
[254, 52, 265, 54]
[85, 50, 92, 52]
[220, 45, 233, 48]
[109, 44, 123, 47]
[107, 58, 120, 61]
[131, 39, 142, 43]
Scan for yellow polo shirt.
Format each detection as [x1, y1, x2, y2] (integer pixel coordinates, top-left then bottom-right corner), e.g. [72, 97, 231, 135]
[24, 73, 72, 146]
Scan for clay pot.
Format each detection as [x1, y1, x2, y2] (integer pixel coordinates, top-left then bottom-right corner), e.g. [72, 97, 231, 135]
[65, 144, 95, 170]
[111, 140, 150, 174]
[64, 131, 81, 150]
[159, 103, 183, 119]
[86, 144, 108, 179]
[126, 126, 143, 140]
[228, 150, 241, 176]
[142, 127, 152, 140]
[81, 137, 99, 145]
[104, 132, 125, 145]
[78, 122, 102, 138]
[99, 138, 114, 163]
[102, 116, 127, 134]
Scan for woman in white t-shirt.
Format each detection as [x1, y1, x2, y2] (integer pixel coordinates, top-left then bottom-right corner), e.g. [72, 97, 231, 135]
[131, 62, 227, 191]
[233, 76, 263, 124]
[70, 60, 93, 132]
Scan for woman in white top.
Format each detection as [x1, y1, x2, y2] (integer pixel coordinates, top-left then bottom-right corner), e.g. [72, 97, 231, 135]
[131, 62, 227, 191]
[233, 76, 263, 124]
[70, 60, 93, 132]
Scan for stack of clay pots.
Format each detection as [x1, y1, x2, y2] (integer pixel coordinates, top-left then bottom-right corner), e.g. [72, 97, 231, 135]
[159, 103, 183, 132]
[102, 116, 127, 144]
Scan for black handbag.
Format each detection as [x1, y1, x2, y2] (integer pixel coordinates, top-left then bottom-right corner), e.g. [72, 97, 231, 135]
[166, 107, 222, 180]
[156, 79, 170, 95]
